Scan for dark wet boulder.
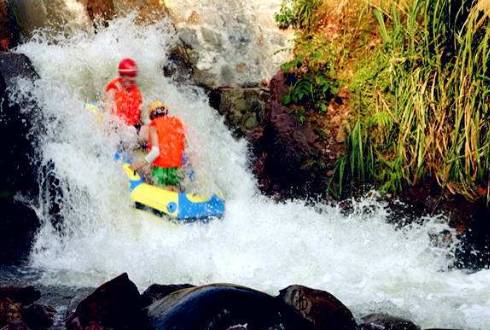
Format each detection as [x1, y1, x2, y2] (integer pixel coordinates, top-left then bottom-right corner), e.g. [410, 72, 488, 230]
[277, 285, 357, 330]
[359, 313, 420, 330]
[140, 284, 194, 308]
[22, 304, 55, 329]
[147, 284, 314, 330]
[0, 53, 39, 195]
[0, 53, 40, 265]
[66, 273, 149, 330]
[0, 199, 39, 264]
[0, 287, 40, 306]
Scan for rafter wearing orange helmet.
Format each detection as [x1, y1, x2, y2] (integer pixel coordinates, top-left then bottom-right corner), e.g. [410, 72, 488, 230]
[131, 101, 186, 189]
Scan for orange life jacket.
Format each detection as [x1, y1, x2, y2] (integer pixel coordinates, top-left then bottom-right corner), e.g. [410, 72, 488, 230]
[105, 77, 142, 126]
[148, 116, 185, 168]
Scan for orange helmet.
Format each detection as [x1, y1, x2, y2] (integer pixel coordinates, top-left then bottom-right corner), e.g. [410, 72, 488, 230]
[148, 100, 168, 119]
[118, 58, 138, 77]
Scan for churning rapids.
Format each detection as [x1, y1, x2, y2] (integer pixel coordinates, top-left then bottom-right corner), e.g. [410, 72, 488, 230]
[5, 16, 489, 330]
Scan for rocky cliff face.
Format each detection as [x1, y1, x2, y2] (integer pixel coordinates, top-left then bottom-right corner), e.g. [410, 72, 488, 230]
[6, 0, 291, 89]
[164, 0, 291, 88]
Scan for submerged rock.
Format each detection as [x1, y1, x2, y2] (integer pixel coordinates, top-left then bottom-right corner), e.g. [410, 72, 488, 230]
[359, 313, 421, 330]
[278, 285, 357, 330]
[147, 284, 313, 330]
[66, 273, 148, 330]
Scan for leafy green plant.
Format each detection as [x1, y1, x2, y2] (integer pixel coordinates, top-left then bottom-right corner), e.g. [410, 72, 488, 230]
[274, 0, 324, 32]
[280, 33, 339, 115]
[275, 1, 295, 29]
[283, 73, 338, 113]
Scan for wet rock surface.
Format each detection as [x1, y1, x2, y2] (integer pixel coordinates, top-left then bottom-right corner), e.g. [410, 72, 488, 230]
[278, 285, 357, 330]
[22, 303, 56, 329]
[0, 287, 40, 306]
[209, 86, 268, 137]
[147, 284, 313, 330]
[66, 273, 148, 330]
[359, 313, 421, 330]
[0, 199, 39, 265]
[0, 286, 54, 330]
[140, 284, 194, 308]
[208, 71, 337, 199]
[0, 53, 40, 265]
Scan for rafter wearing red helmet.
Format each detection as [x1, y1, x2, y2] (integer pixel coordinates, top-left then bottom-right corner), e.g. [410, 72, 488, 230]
[104, 58, 142, 128]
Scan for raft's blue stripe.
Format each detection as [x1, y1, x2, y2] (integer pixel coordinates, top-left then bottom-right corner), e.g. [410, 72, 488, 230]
[129, 179, 144, 192]
[177, 193, 225, 220]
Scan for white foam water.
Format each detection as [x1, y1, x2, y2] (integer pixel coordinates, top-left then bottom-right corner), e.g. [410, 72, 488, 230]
[11, 16, 490, 330]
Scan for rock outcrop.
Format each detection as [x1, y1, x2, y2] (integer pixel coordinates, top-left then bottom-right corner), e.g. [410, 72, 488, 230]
[7, 0, 290, 89]
[164, 0, 291, 89]
[0, 53, 40, 265]
[209, 70, 345, 199]
[209, 85, 268, 137]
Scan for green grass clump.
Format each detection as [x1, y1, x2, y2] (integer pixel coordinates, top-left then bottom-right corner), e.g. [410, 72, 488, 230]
[341, 0, 490, 201]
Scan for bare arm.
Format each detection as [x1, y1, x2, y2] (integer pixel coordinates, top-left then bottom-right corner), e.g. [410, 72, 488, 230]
[132, 126, 160, 170]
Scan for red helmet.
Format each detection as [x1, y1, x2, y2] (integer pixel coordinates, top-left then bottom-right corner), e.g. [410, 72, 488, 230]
[118, 58, 138, 77]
